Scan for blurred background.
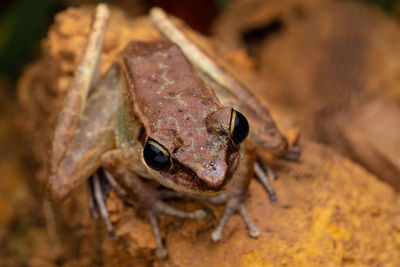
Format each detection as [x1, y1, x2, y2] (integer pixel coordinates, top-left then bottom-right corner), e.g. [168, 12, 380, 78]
[1, 0, 400, 265]
[0, 0, 226, 85]
[1, 0, 400, 86]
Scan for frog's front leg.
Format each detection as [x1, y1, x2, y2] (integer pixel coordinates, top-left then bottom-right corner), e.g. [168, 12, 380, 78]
[254, 137, 301, 201]
[87, 168, 126, 237]
[210, 142, 261, 242]
[254, 157, 277, 202]
[100, 147, 206, 258]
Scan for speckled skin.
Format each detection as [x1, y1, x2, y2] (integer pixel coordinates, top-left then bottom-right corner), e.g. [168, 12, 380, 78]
[122, 41, 239, 193]
[48, 40, 242, 200]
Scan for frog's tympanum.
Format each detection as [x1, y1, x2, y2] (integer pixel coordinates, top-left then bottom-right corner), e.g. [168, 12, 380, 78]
[47, 5, 300, 258]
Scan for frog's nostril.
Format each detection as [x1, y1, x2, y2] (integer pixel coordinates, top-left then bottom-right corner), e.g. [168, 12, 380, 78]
[204, 161, 217, 171]
[196, 163, 228, 191]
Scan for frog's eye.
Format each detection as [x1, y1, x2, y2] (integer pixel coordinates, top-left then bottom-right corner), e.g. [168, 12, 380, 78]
[230, 110, 249, 146]
[143, 139, 174, 172]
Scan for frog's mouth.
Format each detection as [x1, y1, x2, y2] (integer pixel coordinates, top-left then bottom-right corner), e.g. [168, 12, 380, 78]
[171, 168, 230, 195]
[170, 150, 240, 196]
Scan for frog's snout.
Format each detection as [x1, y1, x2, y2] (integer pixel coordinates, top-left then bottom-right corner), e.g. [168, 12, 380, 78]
[197, 161, 229, 191]
[197, 150, 239, 191]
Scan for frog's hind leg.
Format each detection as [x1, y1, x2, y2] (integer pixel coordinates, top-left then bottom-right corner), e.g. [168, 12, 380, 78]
[47, 4, 119, 201]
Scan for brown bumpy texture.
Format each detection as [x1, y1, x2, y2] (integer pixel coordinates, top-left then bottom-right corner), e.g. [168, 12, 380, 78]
[12, 3, 400, 266]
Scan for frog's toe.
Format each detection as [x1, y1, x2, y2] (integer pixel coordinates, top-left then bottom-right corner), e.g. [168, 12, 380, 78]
[148, 209, 167, 258]
[147, 199, 205, 258]
[239, 203, 260, 238]
[209, 192, 228, 204]
[211, 198, 238, 242]
[256, 157, 277, 180]
[249, 226, 260, 238]
[155, 200, 206, 219]
[103, 169, 127, 198]
[211, 205, 235, 242]
[285, 145, 301, 161]
[87, 170, 115, 235]
[211, 228, 223, 242]
[254, 159, 277, 203]
[211, 197, 260, 241]
[156, 247, 168, 259]
[193, 209, 207, 219]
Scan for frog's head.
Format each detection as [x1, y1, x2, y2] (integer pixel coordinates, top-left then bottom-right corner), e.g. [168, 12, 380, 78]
[142, 107, 249, 195]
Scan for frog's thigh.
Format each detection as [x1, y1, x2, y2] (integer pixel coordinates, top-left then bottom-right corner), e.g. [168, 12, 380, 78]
[47, 5, 112, 201]
[47, 64, 120, 201]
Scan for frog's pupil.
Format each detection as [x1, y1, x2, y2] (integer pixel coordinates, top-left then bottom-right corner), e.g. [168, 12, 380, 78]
[143, 141, 171, 171]
[231, 111, 249, 145]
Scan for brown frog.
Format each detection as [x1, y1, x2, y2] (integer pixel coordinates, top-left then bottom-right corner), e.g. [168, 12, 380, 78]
[47, 5, 300, 258]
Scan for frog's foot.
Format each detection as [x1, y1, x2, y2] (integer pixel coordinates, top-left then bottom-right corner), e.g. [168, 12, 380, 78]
[210, 193, 260, 242]
[254, 158, 277, 202]
[285, 145, 301, 161]
[147, 198, 206, 258]
[88, 170, 205, 258]
[87, 169, 115, 238]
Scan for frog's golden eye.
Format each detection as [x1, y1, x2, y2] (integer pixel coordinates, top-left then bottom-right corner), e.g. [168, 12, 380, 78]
[143, 139, 174, 172]
[230, 110, 249, 146]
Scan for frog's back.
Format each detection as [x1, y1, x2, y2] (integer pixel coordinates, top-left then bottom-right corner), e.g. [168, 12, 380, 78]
[122, 41, 221, 135]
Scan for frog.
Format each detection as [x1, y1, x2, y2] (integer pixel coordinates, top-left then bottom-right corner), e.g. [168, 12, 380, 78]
[47, 4, 300, 258]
